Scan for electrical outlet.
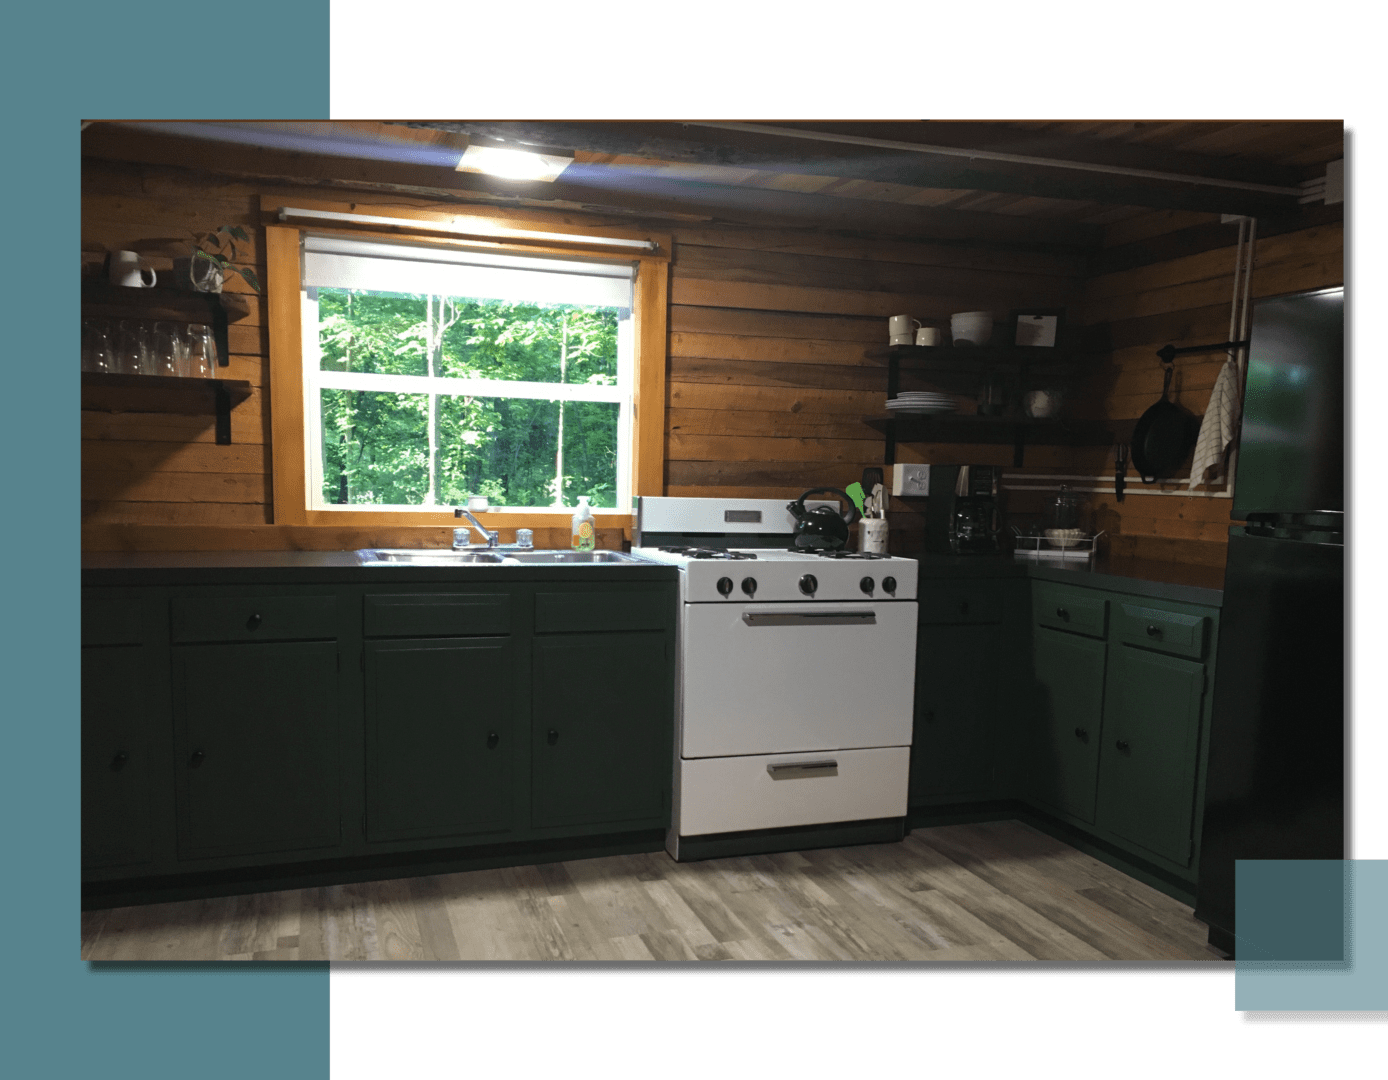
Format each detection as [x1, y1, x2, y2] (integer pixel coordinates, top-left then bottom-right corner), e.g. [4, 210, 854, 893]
[891, 463, 931, 496]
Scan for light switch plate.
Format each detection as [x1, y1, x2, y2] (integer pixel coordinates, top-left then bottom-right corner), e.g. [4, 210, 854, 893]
[891, 463, 930, 496]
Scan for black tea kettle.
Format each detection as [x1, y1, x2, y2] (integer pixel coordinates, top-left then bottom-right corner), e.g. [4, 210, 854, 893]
[787, 487, 861, 551]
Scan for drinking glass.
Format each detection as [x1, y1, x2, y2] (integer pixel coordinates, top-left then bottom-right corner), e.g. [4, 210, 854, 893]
[186, 324, 217, 378]
[113, 319, 152, 375]
[151, 321, 189, 378]
[81, 318, 116, 373]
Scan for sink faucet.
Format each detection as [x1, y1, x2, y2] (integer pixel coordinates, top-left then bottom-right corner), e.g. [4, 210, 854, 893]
[454, 507, 499, 548]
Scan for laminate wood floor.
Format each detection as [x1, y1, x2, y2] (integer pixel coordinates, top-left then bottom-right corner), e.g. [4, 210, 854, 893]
[81, 820, 1228, 962]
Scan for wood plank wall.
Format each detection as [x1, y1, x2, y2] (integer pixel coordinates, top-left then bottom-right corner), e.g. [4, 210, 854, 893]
[80, 155, 1087, 553]
[1045, 209, 1345, 567]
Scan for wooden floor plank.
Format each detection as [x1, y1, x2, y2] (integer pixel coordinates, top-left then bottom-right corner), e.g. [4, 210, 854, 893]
[80, 821, 1227, 963]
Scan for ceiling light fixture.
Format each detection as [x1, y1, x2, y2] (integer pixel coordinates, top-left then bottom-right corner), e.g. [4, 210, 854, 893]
[455, 140, 573, 182]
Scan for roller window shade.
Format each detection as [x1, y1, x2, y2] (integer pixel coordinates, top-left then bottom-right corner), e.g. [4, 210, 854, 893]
[302, 235, 635, 309]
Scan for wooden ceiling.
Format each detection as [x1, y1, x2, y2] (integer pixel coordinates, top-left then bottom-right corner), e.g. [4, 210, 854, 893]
[84, 119, 1343, 252]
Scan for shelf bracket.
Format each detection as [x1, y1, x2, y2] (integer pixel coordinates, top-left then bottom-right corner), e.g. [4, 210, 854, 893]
[884, 417, 896, 467]
[1013, 430, 1025, 468]
[214, 382, 232, 444]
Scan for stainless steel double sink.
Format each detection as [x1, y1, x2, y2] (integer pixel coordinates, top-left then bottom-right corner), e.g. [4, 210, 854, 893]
[356, 548, 650, 566]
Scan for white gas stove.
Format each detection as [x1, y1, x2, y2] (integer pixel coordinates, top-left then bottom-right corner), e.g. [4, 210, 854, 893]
[633, 496, 918, 860]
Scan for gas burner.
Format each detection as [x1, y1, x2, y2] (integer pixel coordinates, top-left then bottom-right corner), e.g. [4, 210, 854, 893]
[796, 549, 892, 560]
[658, 546, 758, 560]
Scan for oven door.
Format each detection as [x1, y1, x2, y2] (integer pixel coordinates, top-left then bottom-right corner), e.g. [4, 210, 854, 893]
[680, 600, 917, 758]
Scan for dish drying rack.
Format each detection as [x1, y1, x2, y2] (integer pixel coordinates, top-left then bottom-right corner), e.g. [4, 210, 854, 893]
[1011, 528, 1106, 564]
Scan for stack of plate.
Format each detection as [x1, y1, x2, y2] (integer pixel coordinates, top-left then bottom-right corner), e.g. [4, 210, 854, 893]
[885, 392, 958, 415]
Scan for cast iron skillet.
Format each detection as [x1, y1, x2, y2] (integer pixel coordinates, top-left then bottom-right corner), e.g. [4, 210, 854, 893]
[1130, 364, 1197, 482]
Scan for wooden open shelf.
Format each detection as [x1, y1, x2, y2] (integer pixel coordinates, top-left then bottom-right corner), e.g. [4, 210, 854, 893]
[81, 281, 253, 371]
[81, 373, 253, 445]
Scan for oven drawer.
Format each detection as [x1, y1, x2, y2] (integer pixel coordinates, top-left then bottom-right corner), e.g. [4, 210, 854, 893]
[680, 600, 917, 758]
[677, 746, 910, 836]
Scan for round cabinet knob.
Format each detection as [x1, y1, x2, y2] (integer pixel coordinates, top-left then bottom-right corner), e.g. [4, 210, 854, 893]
[799, 574, 818, 596]
[860, 576, 875, 595]
[110, 751, 129, 771]
[246, 613, 263, 630]
[188, 749, 205, 768]
[547, 729, 560, 746]
[486, 731, 499, 750]
[882, 576, 897, 596]
[1074, 727, 1088, 741]
[1146, 624, 1162, 638]
[717, 576, 734, 597]
[1056, 607, 1070, 621]
[741, 577, 757, 597]
[1116, 739, 1131, 752]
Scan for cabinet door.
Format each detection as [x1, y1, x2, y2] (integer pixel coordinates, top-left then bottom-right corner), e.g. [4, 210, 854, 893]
[532, 633, 670, 830]
[82, 646, 153, 870]
[1097, 645, 1206, 866]
[1029, 626, 1106, 823]
[911, 624, 997, 800]
[365, 637, 514, 843]
[172, 641, 341, 860]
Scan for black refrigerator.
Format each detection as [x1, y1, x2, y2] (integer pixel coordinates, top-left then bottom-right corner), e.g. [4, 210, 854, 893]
[1193, 287, 1345, 956]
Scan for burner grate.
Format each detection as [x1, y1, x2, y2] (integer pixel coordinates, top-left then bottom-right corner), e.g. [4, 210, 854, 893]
[658, 546, 758, 560]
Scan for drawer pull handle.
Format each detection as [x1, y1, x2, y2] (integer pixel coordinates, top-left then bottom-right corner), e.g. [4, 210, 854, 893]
[1056, 607, 1070, 621]
[246, 613, 263, 631]
[189, 749, 205, 768]
[1074, 727, 1088, 741]
[959, 601, 970, 615]
[486, 731, 499, 750]
[110, 751, 129, 771]
[1115, 739, 1131, 753]
[547, 729, 559, 746]
[1146, 624, 1161, 637]
[767, 760, 838, 779]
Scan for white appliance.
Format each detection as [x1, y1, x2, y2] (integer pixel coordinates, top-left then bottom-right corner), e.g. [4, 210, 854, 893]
[632, 496, 919, 860]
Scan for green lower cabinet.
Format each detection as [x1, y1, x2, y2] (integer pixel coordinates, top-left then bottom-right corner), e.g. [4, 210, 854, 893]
[365, 637, 514, 844]
[1095, 645, 1206, 866]
[911, 624, 998, 800]
[531, 633, 670, 831]
[1029, 626, 1106, 823]
[172, 641, 342, 860]
[82, 646, 154, 870]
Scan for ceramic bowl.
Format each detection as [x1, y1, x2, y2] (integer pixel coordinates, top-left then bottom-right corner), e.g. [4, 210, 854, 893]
[950, 311, 995, 346]
[1044, 528, 1084, 549]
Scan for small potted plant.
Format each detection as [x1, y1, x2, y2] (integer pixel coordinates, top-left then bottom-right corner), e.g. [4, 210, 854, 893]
[173, 225, 261, 294]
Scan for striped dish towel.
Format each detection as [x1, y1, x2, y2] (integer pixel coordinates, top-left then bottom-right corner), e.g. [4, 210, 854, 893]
[1188, 357, 1242, 489]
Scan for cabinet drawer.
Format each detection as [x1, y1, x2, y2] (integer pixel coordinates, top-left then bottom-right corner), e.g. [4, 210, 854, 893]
[1113, 602, 1208, 660]
[535, 590, 670, 634]
[1033, 582, 1108, 638]
[171, 595, 337, 644]
[918, 585, 1002, 625]
[82, 593, 143, 646]
[364, 593, 511, 638]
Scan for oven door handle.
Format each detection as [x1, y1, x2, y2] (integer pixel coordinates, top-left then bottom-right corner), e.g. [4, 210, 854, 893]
[767, 760, 839, 778]
[741, 611, 876, 627]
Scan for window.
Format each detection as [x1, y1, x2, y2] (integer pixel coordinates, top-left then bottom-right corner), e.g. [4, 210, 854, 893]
[264, 211, 668, 528]
[302, 236, 634, 511]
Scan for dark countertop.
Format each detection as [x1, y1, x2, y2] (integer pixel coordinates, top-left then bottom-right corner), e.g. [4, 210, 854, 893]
[912, 552, 1224, 607]
[81, 549, 678, 586]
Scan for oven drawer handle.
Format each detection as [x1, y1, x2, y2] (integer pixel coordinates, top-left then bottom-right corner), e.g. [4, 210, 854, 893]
[767, 760, 839, 779]
[741, 611, 876, 626]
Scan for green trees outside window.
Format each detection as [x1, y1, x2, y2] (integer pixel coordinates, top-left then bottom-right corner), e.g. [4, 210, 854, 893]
[312, 288, 627, 509]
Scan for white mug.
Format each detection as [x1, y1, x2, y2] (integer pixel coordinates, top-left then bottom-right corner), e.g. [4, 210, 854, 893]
[915, 327, 942, 347]
[860, 517, 889, 554]
[889, 334, 915, 346]
[887, 315, 920, 339]
[109, 250, 156, 288]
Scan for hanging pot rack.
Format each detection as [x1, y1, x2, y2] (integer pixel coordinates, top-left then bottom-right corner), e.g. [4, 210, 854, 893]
[1155, 340, 1250, 365]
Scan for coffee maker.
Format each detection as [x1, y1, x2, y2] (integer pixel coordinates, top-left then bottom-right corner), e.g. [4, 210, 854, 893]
[922, 464, 1004, 554]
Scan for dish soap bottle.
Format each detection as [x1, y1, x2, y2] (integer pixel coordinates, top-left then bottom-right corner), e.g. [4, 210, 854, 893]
[571, 496, 596, 551]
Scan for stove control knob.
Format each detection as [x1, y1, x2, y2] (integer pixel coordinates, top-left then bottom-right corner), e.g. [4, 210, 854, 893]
[717, 576, 734, 597]
[882, 576, 897, 596]
[860, 576, 875, 595]
[741, 577, 757, 597]
[799, 574, 818, 596]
